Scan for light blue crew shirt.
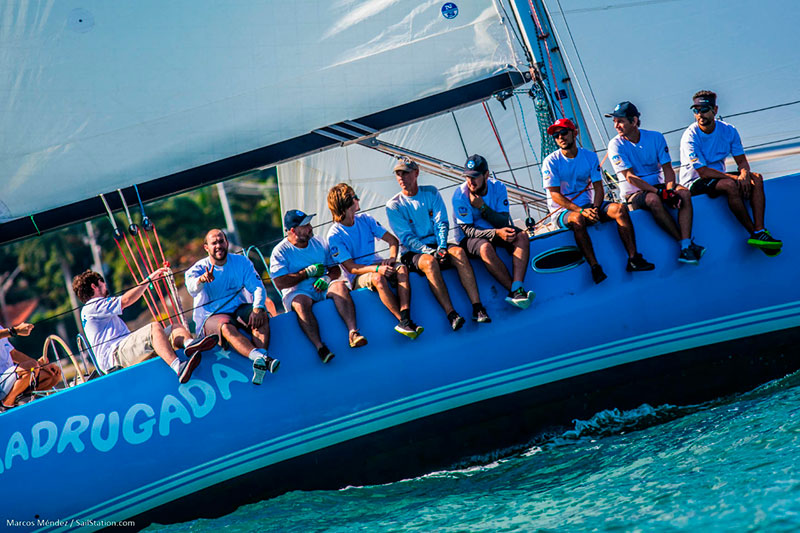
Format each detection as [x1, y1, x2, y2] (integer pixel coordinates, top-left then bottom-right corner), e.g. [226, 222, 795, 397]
[269, 236, 333, 300]
[185, 253, 266, 332]
[679, 119, 745, 186]
[451, 178, 510, 241]
[542, 148, 603, 213]
[327, 213, 387, 282]
[385, 185, 449, 254]
[607, 129, 672, 197]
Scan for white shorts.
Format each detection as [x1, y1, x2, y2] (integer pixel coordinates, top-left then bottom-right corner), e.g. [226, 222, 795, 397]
[0, 365, 19, 398]
[282, 278, 351, 311]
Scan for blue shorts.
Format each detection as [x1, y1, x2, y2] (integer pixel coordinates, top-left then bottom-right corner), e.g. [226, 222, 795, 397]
[556, 201, 614, 229]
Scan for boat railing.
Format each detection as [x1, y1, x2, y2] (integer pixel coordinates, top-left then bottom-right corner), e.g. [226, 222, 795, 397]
[39, 334, 93, 395]
[76, 332, 103, 376]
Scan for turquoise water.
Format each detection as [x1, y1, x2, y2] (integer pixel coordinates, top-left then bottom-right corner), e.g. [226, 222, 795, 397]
[147, 371, 800, 532]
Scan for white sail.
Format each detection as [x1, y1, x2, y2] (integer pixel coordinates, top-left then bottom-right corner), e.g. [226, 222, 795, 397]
[278, 82, 553, 237]
[540, 0, 800, 178]
[0, 0, 527, 229]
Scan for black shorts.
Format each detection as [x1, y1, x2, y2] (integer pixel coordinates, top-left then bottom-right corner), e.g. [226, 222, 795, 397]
[400, 249, 453, 274]
[460, 234, 516, 257]
[689, 178, 723, 198]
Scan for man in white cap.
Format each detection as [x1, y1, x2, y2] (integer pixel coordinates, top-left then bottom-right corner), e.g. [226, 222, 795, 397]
[270, 209, 367, 364]
[606, 101, 705, 264]
[542, 118, 654, 283]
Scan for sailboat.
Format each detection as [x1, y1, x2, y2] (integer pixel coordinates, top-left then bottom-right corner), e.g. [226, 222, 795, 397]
[1, 1, 799, 530]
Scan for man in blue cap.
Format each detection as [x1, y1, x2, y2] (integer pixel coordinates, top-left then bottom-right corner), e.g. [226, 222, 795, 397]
[451, 154, 534, 309]
[270, 209, 367, 364]
[679, 90, 782, 255]
[606, 101, 705, 264]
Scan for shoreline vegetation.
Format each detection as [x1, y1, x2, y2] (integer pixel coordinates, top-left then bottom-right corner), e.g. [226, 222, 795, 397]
[0, 168, 283, 357]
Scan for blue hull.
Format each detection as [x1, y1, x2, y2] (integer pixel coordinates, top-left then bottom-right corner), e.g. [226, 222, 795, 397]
[3, 176, 799, 531]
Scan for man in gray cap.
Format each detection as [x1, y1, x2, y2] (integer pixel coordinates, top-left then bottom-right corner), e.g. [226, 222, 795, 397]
[269, 210, 367, 364]
[606, 101, 705, 264]
[386, 158, 490, 329]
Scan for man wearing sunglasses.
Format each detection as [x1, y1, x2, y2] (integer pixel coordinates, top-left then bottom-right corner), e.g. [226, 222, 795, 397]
[606, 101, 705, 265]
[679, 90, 782, 254]
[542, 118, 655, 284]
[326, 182, 424, 340]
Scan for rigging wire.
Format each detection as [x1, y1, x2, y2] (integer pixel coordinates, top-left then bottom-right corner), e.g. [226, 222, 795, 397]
[482, 101, 531, 218]
[527, 0, 566, 118]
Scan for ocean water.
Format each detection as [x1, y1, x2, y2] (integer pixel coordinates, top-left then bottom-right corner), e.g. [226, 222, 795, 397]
[146, 371, 800, 532]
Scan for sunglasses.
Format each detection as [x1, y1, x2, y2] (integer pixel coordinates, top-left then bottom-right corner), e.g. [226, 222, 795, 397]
[343, 194, 360, 208]
[552, 129, 572, 138]
[691, 105, 713, 114]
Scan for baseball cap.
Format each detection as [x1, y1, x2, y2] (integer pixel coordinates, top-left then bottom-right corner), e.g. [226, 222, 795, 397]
[546, 118, 578, 136]
[604, 101, 640, 119]
[462, 154, 489, 178]
[283, 209, 315, 230]
[393, 158, 419, 172]
[692, 94, 716, 108]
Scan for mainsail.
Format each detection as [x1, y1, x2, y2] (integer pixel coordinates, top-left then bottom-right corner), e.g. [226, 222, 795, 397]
[540, 0, 800, 177]
[0, 0, 529, 243]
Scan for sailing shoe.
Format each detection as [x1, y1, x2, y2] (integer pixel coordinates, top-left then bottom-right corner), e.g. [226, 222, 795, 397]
[395, 319, 423, 340]
[472, 307, 492, 324]
[689, 241, 706, 259]
[747, 230, 782, 250]
[318, 345, 335, 364]
[251, 356, 269, 386]
[178, 352, 202, 384]
[267, 356, 280, 373]
[591, 264, 608, 284]
[505, 288, 535, 310]
[349, 330, 368, 348]
[0, 402, 13, 413]
[448, 311, 466, 332]
[184, 334, 219, 357]
[626, 253, 655, 272]
[678, 247, 699, 265]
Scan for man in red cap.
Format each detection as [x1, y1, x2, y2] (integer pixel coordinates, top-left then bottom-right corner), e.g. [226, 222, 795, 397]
[542, 118, 654, 283]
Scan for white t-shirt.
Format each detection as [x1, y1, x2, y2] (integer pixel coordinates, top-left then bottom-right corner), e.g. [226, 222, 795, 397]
[607, 129, 672, 197]
[0, 323, 15, 373]
[81, 297, 130, 372]
[451, 178, 510, 241]
[542, 148, 603, 213]
[269, 236, 333, 300]
[185, 254, 266, 332]
[679, 119, 745, 186]
[326, 213, 387, 282]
